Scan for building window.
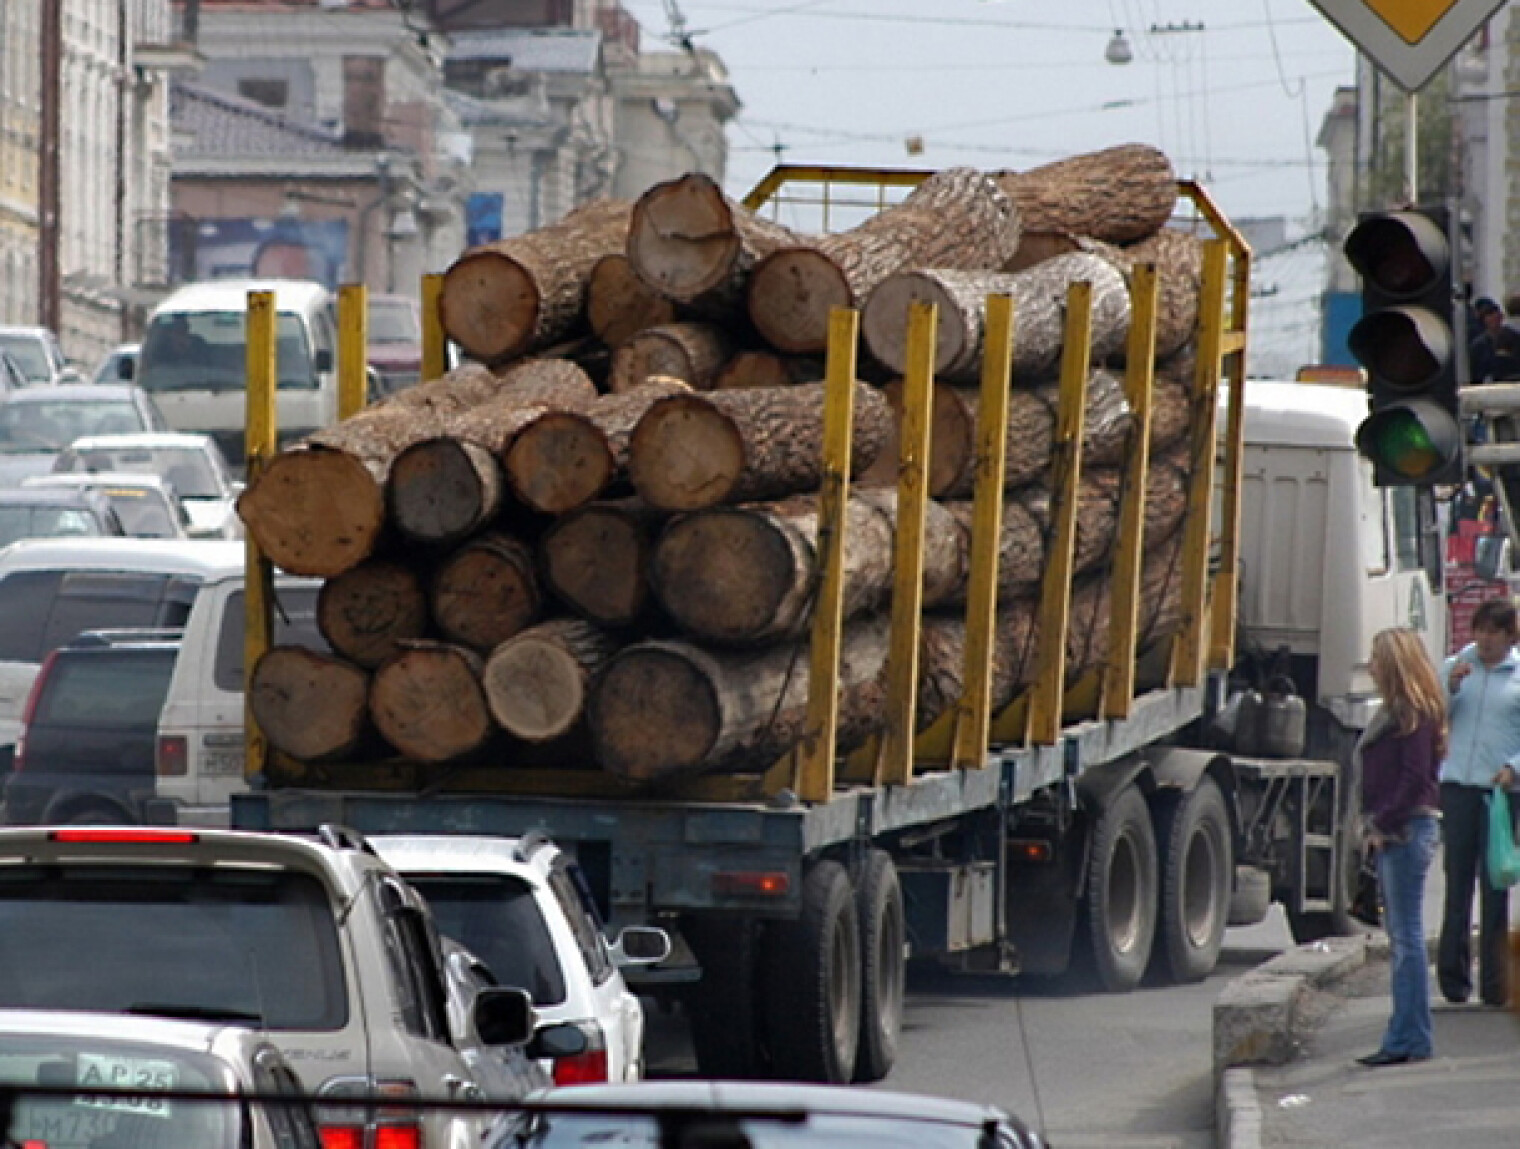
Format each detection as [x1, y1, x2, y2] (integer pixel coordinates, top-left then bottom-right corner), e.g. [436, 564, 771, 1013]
[238, 78, 289, 109]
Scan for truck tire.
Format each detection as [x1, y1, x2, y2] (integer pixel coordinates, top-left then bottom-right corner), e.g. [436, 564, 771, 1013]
[1152, 777, 1232, 983]
[762, 859, 861, 1083]
[852, 849, 904, 1083]
[1079, 785, 1158, 992]
[681, 916, 768, 1078]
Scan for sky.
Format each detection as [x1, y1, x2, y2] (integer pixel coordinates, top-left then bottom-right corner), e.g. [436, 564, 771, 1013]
[621, 0, 1362, 374]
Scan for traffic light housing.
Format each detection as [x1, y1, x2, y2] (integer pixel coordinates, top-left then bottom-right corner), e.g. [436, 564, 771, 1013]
[1343, 208, 1462, 486]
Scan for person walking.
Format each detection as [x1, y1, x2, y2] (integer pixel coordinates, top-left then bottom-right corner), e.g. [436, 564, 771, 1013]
[1356, 628, 1446, 1067]
[1438, 598, 1520, 1007]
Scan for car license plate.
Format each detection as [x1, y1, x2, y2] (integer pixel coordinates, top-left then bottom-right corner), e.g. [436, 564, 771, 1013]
[202, 749, 245, 776]
[75, 1053, 177, 1116]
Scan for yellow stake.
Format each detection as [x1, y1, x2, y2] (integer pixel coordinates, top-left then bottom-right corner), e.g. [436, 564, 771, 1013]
[1209, 236, 1252, 670]
[337, 283, 368, 420]
[422, 273, 448, 382]
[243, 291, 278, 783]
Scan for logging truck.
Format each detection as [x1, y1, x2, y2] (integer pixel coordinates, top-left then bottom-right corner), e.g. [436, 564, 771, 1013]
[226, 156, 1430, 1085]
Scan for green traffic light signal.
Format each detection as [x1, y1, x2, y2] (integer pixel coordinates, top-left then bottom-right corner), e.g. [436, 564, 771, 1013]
[1354, 401, 1462, 484]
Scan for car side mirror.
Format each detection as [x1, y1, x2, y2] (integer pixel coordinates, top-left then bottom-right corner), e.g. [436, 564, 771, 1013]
[473, 987, 534, 1047]
[609, 925, 671, 966]
[527, 1022, 589, 1061]
[314, 348, 334, 372]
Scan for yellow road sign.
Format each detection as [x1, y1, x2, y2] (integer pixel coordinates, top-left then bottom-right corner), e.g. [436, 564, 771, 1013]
[1309, 0, 1505, 90]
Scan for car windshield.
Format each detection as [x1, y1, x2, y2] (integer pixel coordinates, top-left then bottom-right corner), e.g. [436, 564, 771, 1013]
[0, 1033, 243, 1149]
[0, 335, 52, 383]
[499, 1112, 986, 1149]
[0, 506, 106, 547]
[369, 300, 419, 344]
[0, 865, 347, 1031]
[136, 311, 313, 392]
[60, 447, 220, 499]
[96, 488, 180, 538]
[0, 402, 144, 453]
[404, 874, 568, 1005]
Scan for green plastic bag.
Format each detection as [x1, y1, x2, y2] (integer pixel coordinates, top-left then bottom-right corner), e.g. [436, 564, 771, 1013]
[1487, 788, 1520, 890]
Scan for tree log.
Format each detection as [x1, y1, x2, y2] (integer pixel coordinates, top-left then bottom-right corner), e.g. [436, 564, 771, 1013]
[994, 144, 1176, 245]
[860, 253, 1130, 383]
[747, 167, 1022, 354]
[587, 253, 678, 348]
[628, 382, 893, 511]
[482, 618, 619, 742]
[651, 489, 964, 645]
[249, 646, 371, 763]
[712, 350, 820, 391]
[317, 560, 431, 669]
[370, 641, 495, 763]
[609, 321, 732, 392]
[1003, 230, 1082, 274]
[589, 616, 891, 781]
[1082, 229, 1205, 360]
[439, 198, 632, 364]
[504, 378, 690, 516]
[626, 173, 803, 318]
[539, 499, 663, 627]
[431, 533, 541, 652]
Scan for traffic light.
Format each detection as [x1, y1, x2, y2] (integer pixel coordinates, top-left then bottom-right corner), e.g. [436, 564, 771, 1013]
[1342, 208, 1462, 486]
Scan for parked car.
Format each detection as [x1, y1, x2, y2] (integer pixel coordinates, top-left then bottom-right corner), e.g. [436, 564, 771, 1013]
[0, 325, 71, 386]
[3, 629, 180, 825]
[368, 292, 424, 398]
[372, 834, 671, 1085]
[0, 824, 553, 1149]
[0, 487, 125, 547]
[24, 471, 191, 539]
[0, 384, 170, 487]
[0, 1009, 321, 1149]
[487, 1082, 1046, 1149]
[92, 341, 141, 384]
[53, 431, 241, 538]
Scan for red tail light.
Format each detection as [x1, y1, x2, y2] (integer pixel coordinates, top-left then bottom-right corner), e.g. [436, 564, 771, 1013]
[552, 1047, 609, 1086]
[319, 1128, 363, 1149]
[13, 651, 58, 773]
[375, 1126, 422, 1149]
[156, 734, 188, 776]
[49, 829, 199, 843]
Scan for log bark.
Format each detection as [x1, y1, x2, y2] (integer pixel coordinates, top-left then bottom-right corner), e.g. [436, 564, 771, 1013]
[482, 618, 619, 742]
[1083, 228, 1205, 360]
[439, 198, 632, 364]
[650, 489, 964, 645]
[626, 173, 803, 318]
[588, 615, 891, 781]
[747, 167, 1022, 354]
[370, 641, 495, 763]
[539, 499, 663, 627]
[587, 253, 678, 348]
[609, 321, 732, 392]
[712, 350, 820, 391]
[994, 144, 1176, 245]
[430, 532, 541, 652]
[504, 378, 690, 516]
[1003, 230, 1082, 274]
[858, 371, 1135, 495]
[628, 382, 893, 511]
[860, 253, 1131, 383]
[249, 647, 371, 763]
[317, 560, 431, 669]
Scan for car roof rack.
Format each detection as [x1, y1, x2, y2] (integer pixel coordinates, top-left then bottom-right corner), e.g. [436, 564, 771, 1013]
[513, 828, 554, 863]
[68, 628, 184, 648]
[317, 823, 378, 856]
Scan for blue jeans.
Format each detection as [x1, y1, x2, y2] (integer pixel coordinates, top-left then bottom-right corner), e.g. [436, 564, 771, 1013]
[1377, 815, 1440, 1058]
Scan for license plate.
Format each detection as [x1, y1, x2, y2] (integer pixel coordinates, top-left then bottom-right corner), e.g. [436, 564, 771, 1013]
[75, 1053, 177, 1117]
[202, 749, 245, 776]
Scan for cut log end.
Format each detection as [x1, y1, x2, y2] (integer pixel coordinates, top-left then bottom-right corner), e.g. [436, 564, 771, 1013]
[860, 273, 972, 377]
[432, 536, 541, 652]
[317, 561, 430, 669]
[627, 395, 745, 511]
[483, 636, 589, 741]
[652, 510, 798, 643]
[590, 646, 721, 779]
[249, 647, 370, 762]
[628, 176, 741, 301]
[371, 645, 493, 763]
[747, 249, 853, 353]
[439, 250, 539, 363]
[504, 412, 616, 516]
[587, 254, 677, 348]
[389, 437, 499, 545]
[541, 504, 653, 626]
[237, 448, 385, 578]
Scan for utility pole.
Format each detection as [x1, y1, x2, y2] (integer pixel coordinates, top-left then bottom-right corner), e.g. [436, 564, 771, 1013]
[38, 0, 62, 332]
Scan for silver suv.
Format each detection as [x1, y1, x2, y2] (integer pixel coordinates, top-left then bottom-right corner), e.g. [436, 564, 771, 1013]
[0, 825, 549, 1148]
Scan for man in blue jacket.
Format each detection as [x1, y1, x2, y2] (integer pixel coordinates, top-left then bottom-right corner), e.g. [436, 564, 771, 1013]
[1439, 598, 1520, 1006]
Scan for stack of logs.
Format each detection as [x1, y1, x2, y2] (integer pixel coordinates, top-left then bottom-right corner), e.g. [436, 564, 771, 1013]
[238, 143, 1205, 787]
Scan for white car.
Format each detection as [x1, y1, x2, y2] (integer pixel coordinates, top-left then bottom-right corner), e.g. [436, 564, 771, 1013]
[24, 471, 192, 539]
[52, 431, 242, 538]
[0, 1009, 321, 1149]
[372, 834, 672, 1086]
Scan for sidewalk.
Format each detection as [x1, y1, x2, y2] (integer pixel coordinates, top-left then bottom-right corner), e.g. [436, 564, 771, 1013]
[1216, 934, 1520, 1148]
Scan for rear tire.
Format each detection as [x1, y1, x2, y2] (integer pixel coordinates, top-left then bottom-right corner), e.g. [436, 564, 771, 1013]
[57, 802, 131, 826]
[852, 850, 904, 1083]
[1152, 777, 1232, 984]
[1078, 785, 1158, 992]
[762, 860, 861, 1083]
[681, 916, 768, 1078]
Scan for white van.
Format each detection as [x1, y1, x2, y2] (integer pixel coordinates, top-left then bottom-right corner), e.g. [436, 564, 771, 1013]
[132, 279, 339, 461]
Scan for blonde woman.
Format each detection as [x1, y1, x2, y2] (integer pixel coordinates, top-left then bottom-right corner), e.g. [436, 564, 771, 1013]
[1356, 628, 1446, 1067]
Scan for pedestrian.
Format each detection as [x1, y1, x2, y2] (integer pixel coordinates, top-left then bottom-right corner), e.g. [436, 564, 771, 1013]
[1356, 628, 1445, 1067]
[1437, 597, 1520, 1008]
[1469, 297, 1506, 381]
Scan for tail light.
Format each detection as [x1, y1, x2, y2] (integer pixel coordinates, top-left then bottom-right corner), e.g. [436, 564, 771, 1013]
[319, 1130, 363, 1149]
[12, 651, 58, 774]
[551, 1025, 609, 1086]
[317, 1077, 422, 1149]
[156, 734, 188, 776]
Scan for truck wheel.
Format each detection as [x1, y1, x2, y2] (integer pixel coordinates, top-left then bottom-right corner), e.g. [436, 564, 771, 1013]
[852, 850, 904, 1083]
[1152, 777, 1232, 983]
[1079, 785, 1158, 992]
[681, 916, 768, 1078]
[762, 860, 861, 1083]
